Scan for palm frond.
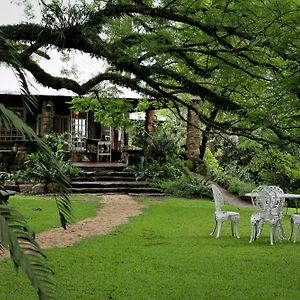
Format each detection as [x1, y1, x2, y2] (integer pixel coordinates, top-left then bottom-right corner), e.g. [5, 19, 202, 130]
[0, 205, 56, 300]
[0, 33, 37, 113]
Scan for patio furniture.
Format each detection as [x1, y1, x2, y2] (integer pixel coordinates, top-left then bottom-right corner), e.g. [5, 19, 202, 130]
[210, 184, 240, 239]
[249, 185, 267, 243]
[97, 141, 112, 163]
[249, 186, 285, 245]
[289, 214, 300, 243]
[265, 186, 285, 239]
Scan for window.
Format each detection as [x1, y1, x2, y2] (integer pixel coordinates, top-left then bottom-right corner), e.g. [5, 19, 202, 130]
[71, 111, 88, 152]
[0, 108, 26, 141]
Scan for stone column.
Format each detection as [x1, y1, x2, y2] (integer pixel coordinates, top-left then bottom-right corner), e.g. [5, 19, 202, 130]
[41, 100, 54, 135]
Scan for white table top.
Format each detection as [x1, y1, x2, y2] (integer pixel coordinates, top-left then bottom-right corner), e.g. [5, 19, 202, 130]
[245, 192, 300, 198]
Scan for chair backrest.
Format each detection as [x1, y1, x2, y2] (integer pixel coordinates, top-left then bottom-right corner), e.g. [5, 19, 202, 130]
[265, 186, 285, 216]
[252, 185, 284, 217]
[211, 184, 224, 211]
[251, 185, 268, 212]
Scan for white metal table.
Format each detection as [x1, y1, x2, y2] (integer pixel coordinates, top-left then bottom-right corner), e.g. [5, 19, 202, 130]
[245, 192, 300, 213]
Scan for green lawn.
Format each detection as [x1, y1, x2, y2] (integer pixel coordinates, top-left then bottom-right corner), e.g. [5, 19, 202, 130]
[7, 194, 101, 233]
[0, 195, 299, 300]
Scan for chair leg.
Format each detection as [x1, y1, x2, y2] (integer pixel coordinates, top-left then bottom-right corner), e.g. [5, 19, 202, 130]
[234, 222, 240, 239]
[270, 225, 276, 246]
[257, 219, 265, 239]
[289, 220, 294, 241]
[210, 219, 217, 236]
[294, 224, 299, 243]
[250, 224, 256, 243]
[216, 221, 222, 238]
[231, 220, 234, 237]
[278, 220, 286, 240]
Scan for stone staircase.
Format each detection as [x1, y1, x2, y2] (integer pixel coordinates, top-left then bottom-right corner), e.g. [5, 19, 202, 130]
[70, 164, 163, 195]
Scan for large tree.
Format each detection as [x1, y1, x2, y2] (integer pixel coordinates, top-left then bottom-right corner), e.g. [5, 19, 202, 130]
[0, 0, 299, 147]
[0, 1, 299, 298]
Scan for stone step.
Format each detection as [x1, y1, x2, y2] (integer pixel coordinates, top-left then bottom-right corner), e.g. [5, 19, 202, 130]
[71, 163, 163, 195]
[73, 175, 136, 182]
[78, 171, 136, 177]
[128, 193, 168, 197]
[70, 187, 162, 194]
[71, 181, 152, 188]
[73, 163, 127, 172]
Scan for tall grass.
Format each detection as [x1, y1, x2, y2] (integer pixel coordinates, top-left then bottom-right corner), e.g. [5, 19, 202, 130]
[0, 196, 299, 299]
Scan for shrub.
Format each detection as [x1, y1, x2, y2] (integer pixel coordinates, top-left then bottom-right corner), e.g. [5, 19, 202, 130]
[203, 148, 223, 173]
[159, 175, 211, 198]
[227, 177, 256, 197]
[25, 151, 79, 185]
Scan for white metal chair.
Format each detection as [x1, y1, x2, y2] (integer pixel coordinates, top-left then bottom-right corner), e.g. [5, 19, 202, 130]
[250, 186, 285, 244]
[210, 184, 240, 239]
[266, 186, 285, 239]
[289, 214, 300, 243]
[249, 185, 267, 243]
[250, 186, 285, 245]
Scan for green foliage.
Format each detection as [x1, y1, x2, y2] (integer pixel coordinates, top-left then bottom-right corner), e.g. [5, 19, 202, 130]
[128, 157, 188, 183]
[24, 133, 79, 187]
[203, 148, 223, 173]
[3, 170, 30, 184]
[126, 130, 211, 197]
[25, 151, 77, 185]
[70, 96, 134, 129]
[248, 146, 300, 187]
[159, 175, 211, 198]
[145, 132, 179, 164]
[203, 142, 257, 197]
[127, 130, 186, 181]
[127, 120, 146, 149]
[42, 132, 72, 153]
[227, 177, 256, 198]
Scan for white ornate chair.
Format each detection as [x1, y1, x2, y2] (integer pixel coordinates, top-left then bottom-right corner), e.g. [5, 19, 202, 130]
[289, 214, 300, 243]
[210, 184, 240, 239]
[250, 186, 285, 245]
[265, 186, 285, 239]
[250, 186, 285, 244]
[249, 185, 267, 243]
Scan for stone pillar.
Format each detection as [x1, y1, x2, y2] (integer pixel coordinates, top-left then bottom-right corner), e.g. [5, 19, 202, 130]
[41, 100, 54, 135]
[145, 108, 157, 141]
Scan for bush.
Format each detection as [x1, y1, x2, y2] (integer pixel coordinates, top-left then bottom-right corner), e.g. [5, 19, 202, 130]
[227, 177, 256, 197]
[159, 175, 211, 198]
[25, 151, 79, 185]
[203, 148, 223, 173]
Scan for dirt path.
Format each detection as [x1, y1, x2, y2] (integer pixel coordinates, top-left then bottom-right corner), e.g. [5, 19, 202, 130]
[36, 194, 146, 249]
[218, 185, 253, 208]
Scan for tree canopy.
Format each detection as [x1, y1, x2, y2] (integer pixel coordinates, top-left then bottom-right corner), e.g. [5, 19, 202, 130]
[0, 0, 299, 145]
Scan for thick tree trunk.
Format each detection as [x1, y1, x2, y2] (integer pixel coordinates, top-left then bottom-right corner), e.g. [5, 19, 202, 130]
[186, 107, 200, 171]
[199, 108, 218, 161]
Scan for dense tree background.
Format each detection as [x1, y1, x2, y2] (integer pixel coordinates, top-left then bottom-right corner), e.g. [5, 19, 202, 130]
[0, 0, 299, 146]
[0, 1, 299, 298]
